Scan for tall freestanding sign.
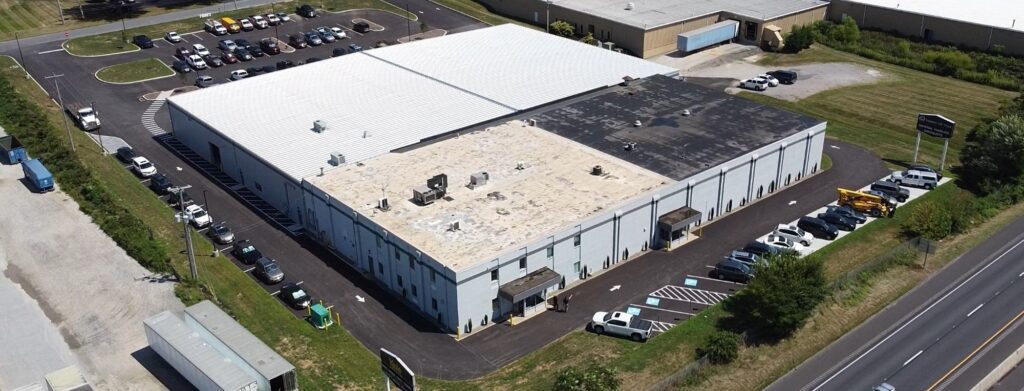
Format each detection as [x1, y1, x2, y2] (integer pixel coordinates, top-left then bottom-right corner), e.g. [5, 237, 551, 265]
[914, 113, 956, 170]
[380, 348, 415, 391]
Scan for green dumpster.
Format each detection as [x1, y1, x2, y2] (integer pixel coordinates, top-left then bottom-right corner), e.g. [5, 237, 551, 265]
[310, 303, 334, 329]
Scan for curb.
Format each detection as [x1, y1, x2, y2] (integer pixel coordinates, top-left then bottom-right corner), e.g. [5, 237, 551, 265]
[425, 0, 490, 25]
[62, 39, 141, 58]
[94, 59, 176, 85]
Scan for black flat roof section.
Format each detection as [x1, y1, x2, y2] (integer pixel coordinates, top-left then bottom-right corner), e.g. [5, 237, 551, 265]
[533, 75, 824, 180]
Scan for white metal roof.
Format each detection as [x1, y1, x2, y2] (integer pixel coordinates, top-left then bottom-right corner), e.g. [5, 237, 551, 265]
[839, 0, 1024, 31]
[552, 0, 828, 29]
[184, 300, 295, 380]
[144, 311, 257, 390]
[168, 24, 676, 180]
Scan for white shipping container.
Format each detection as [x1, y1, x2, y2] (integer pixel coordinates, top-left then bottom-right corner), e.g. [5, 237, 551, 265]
[144, 311, 258, 391]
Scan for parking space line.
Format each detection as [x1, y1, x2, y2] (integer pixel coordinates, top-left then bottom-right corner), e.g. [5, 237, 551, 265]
[686, 274, 746, 286]
[196, 228, 209, 233]
[242, 267, 255, 273]
[631, 304, 694, 316]
[296, 281, 304, 285]
[37, 48, 66, 54]
[218, 246, 233, 252]
[651, 286, 729, 306]
[269, 290, 280, 296]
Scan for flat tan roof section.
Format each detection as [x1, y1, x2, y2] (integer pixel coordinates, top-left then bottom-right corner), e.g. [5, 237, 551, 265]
[308, 121, 671, 271]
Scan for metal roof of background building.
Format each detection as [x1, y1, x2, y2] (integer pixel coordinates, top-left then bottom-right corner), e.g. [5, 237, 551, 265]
[551, 0, 829, 30]
[184, 301, 295, 381]
[838, 0, 1024, 32]
[169, 24, 675, 181]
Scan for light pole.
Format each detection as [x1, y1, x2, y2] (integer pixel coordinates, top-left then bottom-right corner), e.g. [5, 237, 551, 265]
[545, 0, 551, 33]
[406, 3, 412, 42]
[14, 32, 26, 74]
[44, 74, 75, 152]
[202, 189, 210, 217]
[173, 185, 198, 280]
[93, 100, 105, 154]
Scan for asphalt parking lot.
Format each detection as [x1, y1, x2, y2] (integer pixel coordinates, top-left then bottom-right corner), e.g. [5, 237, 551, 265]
[623, 275, 739, 336]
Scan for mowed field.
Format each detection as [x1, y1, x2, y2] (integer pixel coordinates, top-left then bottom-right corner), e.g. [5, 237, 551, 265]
[0, 0, 62, 38]
[746, 45, 1017, 169]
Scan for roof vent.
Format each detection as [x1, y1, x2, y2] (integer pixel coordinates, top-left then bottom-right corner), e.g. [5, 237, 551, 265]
[448, 221, 461, 231]
[592, 165, 604, 175]
[313, 120, 328, 133]
[528, 118, 537, 126]
[633, 119, 642, 127]
[625, 2, 634, 10]
[516, 161, 526, 170]
[363, 130, 371, 138]
[469, 172, 489, 188]
[623, 141, 637, 151]
[378, 197, 390, 211]
[329, 152, 345, 166]
[682, 109, 691, 116]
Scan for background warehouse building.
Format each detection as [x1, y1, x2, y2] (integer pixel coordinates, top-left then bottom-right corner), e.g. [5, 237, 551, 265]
[168, 24, 825, 334]
[478, 0, 828, 57]
[828, 0, 1024, 56]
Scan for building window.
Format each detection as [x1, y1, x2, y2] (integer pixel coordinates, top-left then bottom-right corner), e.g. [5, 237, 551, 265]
[574, 261, 581, 273]
[546, 247, 554, 258]
[519, 258, 526, 270]
[490, 269, 499, 281]
[412, 284, 418, 297]
[378, 262, 384, 274]
[432, 298, 438, 310]
[574, 234, 581, 246]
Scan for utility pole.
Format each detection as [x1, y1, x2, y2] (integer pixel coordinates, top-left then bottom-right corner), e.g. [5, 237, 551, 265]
[173, 185, 198, 280]
[120, 6, 127, 43]
[78, 0, 84, 19]
[406, 3, 412, 42]
[93, 100, 105, 154]
[44, 74, 75, 152]
[56, 0, 66, 25]
[14, 32, 26, 74]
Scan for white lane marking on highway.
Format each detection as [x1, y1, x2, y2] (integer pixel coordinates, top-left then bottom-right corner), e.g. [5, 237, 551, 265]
[242, 267, 255, 273]
[37, 48, 66, 54]
[811, 236, 1024, 390]
[631, 304, 694, 316]
[967, 303, 984, 318]
[904, 350, 924, 366]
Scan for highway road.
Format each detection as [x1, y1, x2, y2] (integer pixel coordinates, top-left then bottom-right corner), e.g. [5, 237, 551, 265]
[768, 216, 1024, 391]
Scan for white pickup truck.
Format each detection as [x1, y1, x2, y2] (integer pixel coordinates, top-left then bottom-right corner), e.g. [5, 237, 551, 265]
[65, 104, 100, 130]
[590, 311, 653, 342]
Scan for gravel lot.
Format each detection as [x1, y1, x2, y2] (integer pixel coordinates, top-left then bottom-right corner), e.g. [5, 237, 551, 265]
[0, 162, 182, 390]
[653, 43, 891, 101]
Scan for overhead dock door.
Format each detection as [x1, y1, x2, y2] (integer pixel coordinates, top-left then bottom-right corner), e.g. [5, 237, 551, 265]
[677, 20, 740, 53]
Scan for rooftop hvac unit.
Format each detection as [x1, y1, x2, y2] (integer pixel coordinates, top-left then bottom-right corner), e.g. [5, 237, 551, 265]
[625, 2, 634, 10]
[528, 118, 537, 126]
[329, 152, 345, 166]
[378, 197, 390, 211]
[469, 172, 489, 188]
[313, 120, 328, 133]
[413, 174, 448, 205]
[623, 141, 637, 151]
[448, 221, 461, 231]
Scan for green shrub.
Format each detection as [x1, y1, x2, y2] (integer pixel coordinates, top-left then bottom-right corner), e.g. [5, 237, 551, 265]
[960, 114, 1024, 193]
[901, 200, 953, 240]
[924, 50, 975, 76]
[783, 24, 815, 53]
[553, 362, 620, 391]
[549, 20, 573, 38]
[696, 330, 740, 365]
[723, 254, 828, 340]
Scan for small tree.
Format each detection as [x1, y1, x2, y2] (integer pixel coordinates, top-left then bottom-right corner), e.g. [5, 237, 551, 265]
[960, 114, 1024, 192]
[901, 200, 953, 240]
[783, 24, 815, 53]
[924, 50, 974, 76]
[723, 253, 827, 340]
[550, 20, 574, 38]
[828, 17, 861, 45]
[581, 32, 596, 45]
[696, 330, 740, 364]
[553, 362, 620, 391]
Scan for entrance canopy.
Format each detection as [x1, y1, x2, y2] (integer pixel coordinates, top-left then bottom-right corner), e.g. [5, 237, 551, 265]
[658, 206, 702, 232]
[499, 267, 561, 303]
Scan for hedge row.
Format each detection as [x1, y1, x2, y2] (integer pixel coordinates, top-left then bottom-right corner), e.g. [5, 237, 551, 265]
[0, 74, 171, 273]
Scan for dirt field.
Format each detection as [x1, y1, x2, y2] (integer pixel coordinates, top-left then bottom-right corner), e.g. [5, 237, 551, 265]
[0, 162, 182, 390]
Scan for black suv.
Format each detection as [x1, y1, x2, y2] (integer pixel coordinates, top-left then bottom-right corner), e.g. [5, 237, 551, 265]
[276, 59, 295, 70]
[817, 211, 856, 231]
[870, 180, 909, 202]
[289, 34, 308, 48]
[231, 239, 263, 264]
[132, 35, 154, 49]
[353, 21, 370, 33]
[297, 4, 316, 18]
[824, 205, 866, 224]
[260, 38, 280, 54]
[797, 216, 838, 240]
[115, 146, 136, 163]
[148, 173, 173, 195]
[741, 241, 780, 257]
[712, 259, 753, 283]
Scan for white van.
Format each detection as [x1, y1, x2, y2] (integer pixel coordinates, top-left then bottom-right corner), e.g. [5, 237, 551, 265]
[890, 169, 938, 189]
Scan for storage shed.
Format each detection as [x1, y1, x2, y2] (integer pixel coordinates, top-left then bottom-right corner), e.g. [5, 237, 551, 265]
[0, 135, 27, 164]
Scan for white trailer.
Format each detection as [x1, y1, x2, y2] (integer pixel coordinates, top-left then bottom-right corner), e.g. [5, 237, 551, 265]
[144, 311, 258, 391]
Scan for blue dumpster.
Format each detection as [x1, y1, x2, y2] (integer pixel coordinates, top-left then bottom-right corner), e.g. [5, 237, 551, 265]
[22, 159, 54, 193]
[0, 135, 27, 165]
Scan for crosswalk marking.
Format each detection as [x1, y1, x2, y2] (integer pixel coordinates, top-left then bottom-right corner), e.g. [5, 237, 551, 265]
[142, 99, 167, 135]
[645, 319, 674, 333]
[650, 285, 729, 306]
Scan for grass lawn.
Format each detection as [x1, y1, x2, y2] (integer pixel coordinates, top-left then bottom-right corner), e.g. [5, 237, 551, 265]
[429, 0, 539, 29]
[748, 45, 1017, 172]
[0, 0, 228, 42]
[95, 57, 173, 83]
[63, 0, 415, 56]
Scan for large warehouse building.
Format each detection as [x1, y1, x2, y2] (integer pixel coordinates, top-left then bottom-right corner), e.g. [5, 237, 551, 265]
[828, 0, 1024, 55]
[168, 24, 825, 334]
[478, 0, 828, 57]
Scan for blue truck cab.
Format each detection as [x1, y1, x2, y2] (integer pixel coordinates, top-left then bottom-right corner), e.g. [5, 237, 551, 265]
[0, 135, 27, 164]
[22, 159, 54, 192]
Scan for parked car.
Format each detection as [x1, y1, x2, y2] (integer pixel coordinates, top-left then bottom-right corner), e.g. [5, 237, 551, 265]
[239, 18, 254, 31]
[168, 190, 192, 206]
[329, 26, 347, 39]
[132, 35, 153, 48]
[908, 163, 942, 180]
[265, 13, 281, 25]
[824, 205, 867, 224]
[191, 43, 210, 56]
[816, 211, 856, 231]
[261, 65, 276, 73]
[234, 38, 251, 48]
[220, 16, 240, 33]
[184, 204, 212, 228]
[353, 21, 370, 33]
[740, 78, 768, 91]
[202, 54, 224, 67]
[148, 173, 173, 195]
[772, 223, 814, 246]
[712, 259, 754, 283]
[221, 51, 238, 64]
[306, 57, 321, 63]
[231, 239, 263, 264]
[186, 54, 207, 70]
[245, 44, 265, 57]
[728, 250, 762, 267]
[218, 39, 237, 52]
[173, 46, 191, 59]
[873, 383, 895, 391]
[741, 240, 780, 257]
[797, 216, 838, 240]
[296, 4, 316, 18]
[204, 19, 228, 35]
[305, 32, 323, 46]
[254, 257, 285, 284]
[246, 66, 263, 76]
[164, 31, 182, 43]
[235, 48, 253, 61]
[172, 59, 191, 73]
[332, 47, 346, 57]
[276, 60, 295, 70]
[756, 74, 780, 87]
[116, 146, 136, 163]
[289, 34, 308, 48]
[315, 27, 336, 42]
[762, 234, 804, 252]
[890, 170, 938, 190]
[207, 222, 235, 244]
[195, 74, 216, 88]
[870, 180, 910, 202]
[131, 156, 157, 177]
[348, 43, 363, 52]
[250, 15, 268, 29]
[590, 311, 653, 342]
[865, 189, 900, 210]
[259, 38, 280, 54]
[229, 69, 249, 81]
[767, 69, 797, 84]
[280, 283, 312, 309]
[276, 12, 291, 22]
